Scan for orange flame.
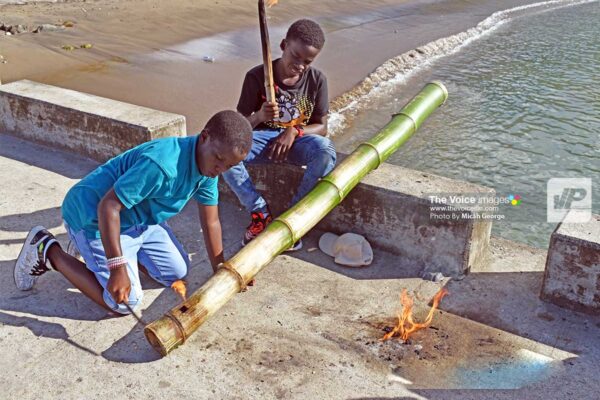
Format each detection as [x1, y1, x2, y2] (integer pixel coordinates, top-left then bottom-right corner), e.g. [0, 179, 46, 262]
[171, 280, 187, 302]
[381, 288, 448, 342]
[267, 0, 278, 7]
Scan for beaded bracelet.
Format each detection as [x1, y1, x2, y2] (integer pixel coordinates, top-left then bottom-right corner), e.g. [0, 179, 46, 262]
[107, 256, 127, 271]
[108, 263, 126, 271]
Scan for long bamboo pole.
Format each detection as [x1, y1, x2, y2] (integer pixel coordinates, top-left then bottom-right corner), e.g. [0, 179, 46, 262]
[144, 81, 448, 356]
[258, 0, 276, 103]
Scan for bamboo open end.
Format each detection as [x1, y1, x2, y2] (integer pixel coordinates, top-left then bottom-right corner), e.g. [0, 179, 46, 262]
[144, 313, 186, 356]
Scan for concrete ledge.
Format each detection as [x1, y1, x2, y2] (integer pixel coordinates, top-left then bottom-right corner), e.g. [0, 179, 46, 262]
[0, 80, 186, 161]
[541, 213, 600, 315]
[220, 159, 494, 278]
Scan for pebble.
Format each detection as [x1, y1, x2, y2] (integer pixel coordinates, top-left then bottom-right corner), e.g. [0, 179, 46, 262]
[33, 24, 64, 33]
[421, 271, 445, 282]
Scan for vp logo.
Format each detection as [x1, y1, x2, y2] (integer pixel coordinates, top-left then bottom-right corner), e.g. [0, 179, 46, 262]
[547, 178, 592, 223]
[554, 188, 587, 209]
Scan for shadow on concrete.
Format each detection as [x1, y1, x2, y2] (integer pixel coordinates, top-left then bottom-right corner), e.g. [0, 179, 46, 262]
[0, 256, 186, 363]
[0, 206, 64, 234]
[0, 310, 100, 356]
[0, 257, 197, 363]
[0, 259, 107, 321]
[0, 134, 97, 180]
[0, 202, 239, 364]
[99, 315, 163, 363]
[98, 202, 252, 363]
[99, 261, 217, 363]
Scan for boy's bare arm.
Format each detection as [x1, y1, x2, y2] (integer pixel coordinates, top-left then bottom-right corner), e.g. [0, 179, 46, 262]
[197, 204, 225, 273]
[268, 114, 330, 161]
[98, 188, 130, 304]
[246, 101, 279, 128]
[302, 114, 328, 136]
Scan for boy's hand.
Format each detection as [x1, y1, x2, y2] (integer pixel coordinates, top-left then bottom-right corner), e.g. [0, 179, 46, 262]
[107, 267, 131, 305]
[268, 127, 296, 161]
[258, 101, 279, 123]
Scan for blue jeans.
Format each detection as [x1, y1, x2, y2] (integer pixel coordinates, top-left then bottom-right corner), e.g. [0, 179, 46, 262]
[66, 222, 189, 314]
[222, 130, 337, 213]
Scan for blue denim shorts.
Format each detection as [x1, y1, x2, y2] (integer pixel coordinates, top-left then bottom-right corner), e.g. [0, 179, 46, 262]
[65, 222, 189, 314]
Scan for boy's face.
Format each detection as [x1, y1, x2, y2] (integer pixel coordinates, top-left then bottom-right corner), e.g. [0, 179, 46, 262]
[279, 38, 321, 77]
[198, 133, 247, 178]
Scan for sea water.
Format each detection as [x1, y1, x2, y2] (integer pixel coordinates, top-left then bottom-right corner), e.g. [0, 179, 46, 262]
[336, 0, 599, 248]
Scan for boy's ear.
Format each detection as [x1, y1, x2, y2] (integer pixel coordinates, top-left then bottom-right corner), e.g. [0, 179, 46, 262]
[199, 129, 210, 143]
[280, 39, 286, 52]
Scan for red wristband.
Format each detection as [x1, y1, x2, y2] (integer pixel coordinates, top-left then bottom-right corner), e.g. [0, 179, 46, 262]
[294, 126, 304, 138]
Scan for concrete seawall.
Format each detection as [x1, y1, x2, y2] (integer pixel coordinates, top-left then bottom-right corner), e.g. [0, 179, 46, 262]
[541, 212, 600, 315]
[0, 80, 186, 162]
[220, 161, 494, 279]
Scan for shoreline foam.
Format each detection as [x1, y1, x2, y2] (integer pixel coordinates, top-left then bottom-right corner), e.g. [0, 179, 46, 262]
[328, 0, 596, 136]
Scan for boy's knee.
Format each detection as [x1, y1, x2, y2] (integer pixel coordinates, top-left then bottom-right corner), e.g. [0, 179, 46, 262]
[310, 137, 336, 173]
[172, 262, 188, 281]
[163, 257, 189, 284]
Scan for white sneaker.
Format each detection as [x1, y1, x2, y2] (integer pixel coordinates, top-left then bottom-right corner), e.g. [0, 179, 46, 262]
[14, 226, 58, 291]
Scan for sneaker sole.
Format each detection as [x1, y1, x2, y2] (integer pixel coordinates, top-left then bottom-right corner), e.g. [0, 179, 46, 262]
[13, 226, 45, 291]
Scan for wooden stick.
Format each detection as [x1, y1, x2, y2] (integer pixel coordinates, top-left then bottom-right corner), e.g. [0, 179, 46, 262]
[124, 303, 146, 325]
[258, 0, 276, 103]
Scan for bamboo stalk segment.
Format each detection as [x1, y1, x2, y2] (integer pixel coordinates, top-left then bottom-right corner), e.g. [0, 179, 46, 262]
[144, 81, 448, 356]
[258, 0, 276, 103]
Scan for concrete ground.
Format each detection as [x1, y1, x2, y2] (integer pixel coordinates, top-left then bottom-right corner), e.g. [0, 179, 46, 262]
[1, 133, 599, 400]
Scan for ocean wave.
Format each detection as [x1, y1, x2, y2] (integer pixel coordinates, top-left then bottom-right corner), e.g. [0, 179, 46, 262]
[328, 0, 596, 136]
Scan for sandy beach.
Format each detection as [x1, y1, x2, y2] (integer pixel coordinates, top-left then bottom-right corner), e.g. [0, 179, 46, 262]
[0, 0, 541, 134]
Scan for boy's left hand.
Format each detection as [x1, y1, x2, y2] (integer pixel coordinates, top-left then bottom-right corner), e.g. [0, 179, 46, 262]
[268, 127, 296, 162]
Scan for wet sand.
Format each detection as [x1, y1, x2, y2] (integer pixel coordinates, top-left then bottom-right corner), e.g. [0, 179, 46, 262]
[0, 0, 539, 134]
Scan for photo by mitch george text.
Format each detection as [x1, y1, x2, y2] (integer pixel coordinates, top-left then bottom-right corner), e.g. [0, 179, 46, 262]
[426, 193, 520, 222]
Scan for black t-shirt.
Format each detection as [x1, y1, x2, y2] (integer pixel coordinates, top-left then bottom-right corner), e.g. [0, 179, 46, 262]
[237, 59, 329, 131]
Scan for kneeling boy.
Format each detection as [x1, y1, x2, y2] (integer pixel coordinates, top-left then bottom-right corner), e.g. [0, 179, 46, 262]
[14, 110, 252, 314]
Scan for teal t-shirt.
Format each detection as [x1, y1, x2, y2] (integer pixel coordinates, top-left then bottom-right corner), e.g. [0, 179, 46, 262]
[62, 135, 218, 238]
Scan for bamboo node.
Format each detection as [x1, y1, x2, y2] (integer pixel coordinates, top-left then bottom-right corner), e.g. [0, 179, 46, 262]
[165, 311, 188, 343]
[274, 218, 296, 246]
[391, 112, 417, 134]
[219, 262, 247, 292]
[430, 81, 448, 104]
[320, 178, 344, 202]
[359, 142, 383, 168]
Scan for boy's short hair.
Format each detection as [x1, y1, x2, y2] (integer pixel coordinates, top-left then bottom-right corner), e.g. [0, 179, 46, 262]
[204, 110, 253, 155]
[286, 19, 325, 50]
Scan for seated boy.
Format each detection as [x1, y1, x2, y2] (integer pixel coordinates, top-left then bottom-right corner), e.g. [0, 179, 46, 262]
[14, 110, 252, 314]
[222, 19, 336, 250]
